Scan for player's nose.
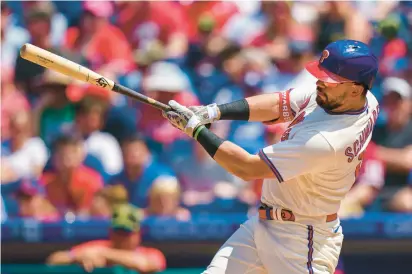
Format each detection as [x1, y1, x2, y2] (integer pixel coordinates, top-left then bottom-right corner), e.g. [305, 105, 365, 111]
[316, 80, 326, 88]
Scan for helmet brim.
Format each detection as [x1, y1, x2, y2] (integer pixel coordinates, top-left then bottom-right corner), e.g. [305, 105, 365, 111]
[305, 61, 352, 84]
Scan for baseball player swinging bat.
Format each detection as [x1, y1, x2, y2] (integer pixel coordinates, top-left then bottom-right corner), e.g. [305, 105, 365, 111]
[161, 39, 380, 274]
[19, 43, 171, 111]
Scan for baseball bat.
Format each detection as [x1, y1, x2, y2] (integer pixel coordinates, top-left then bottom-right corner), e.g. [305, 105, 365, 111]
[19, 43, 171, 111]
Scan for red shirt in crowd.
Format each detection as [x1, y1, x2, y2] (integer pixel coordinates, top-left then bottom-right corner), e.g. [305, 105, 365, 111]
[355, 141, 385, 190]
[180, 1, 239, 41]
[71, 240, 166, 271]
[64, 22, 135, 72]
[115, 2, 189, 51]
[40, 165, 104, 213]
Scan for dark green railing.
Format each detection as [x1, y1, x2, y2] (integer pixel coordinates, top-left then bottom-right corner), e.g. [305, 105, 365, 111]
[1, 265, 203, 274]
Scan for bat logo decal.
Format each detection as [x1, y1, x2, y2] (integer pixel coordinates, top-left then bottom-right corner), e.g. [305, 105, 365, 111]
[96, 77, 109, 88]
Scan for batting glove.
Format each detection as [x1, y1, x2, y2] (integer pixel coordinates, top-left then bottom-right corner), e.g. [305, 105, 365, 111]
[163, 100, 202, 137]
[188, 104, 220, 125]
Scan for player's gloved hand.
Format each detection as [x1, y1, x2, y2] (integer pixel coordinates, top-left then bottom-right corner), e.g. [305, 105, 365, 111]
[188, 104, 221, 125]
[162, 100, 202, 137]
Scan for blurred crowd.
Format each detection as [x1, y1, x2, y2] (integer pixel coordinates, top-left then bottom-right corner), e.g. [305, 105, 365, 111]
[1, 0, 412, 225]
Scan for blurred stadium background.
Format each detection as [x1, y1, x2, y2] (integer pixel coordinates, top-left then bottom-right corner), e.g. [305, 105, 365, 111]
[1, 1, 412, 274]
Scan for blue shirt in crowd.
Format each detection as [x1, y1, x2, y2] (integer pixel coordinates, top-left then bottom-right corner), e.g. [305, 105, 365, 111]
[108, 158, 176, 208]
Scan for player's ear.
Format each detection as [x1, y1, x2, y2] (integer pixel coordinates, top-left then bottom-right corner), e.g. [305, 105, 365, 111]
[350, 83, 364, 97]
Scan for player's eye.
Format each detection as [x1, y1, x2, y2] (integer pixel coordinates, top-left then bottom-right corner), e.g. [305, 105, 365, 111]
[324, 82, 340, 87]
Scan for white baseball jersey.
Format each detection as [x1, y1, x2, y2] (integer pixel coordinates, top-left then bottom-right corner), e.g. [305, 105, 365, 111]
[259, 86, 380, 216]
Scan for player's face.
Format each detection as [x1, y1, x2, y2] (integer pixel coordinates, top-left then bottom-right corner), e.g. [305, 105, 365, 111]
[315, 80, 352, 111]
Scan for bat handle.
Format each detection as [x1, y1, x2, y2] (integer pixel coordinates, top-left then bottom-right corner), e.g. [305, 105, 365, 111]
[112, 83, 211, 128]
[112, 83, 171, 111]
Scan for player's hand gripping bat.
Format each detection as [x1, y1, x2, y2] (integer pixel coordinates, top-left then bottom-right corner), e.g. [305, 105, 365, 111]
[19, 43, 172, 111]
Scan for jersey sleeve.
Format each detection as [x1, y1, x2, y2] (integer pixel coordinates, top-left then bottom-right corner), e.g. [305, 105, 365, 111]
[288, 86, 314, 114]
[276, 87, 314, 123]
[258, 131, 335, 182]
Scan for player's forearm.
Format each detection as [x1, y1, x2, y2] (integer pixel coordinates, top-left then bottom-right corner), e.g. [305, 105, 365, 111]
[217, 93, 280, 122]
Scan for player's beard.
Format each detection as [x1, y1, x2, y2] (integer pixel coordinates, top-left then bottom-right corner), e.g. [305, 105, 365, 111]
[316, 88, 345, 111]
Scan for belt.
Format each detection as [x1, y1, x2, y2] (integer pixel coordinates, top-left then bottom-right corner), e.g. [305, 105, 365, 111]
[258, 204, 337, 223]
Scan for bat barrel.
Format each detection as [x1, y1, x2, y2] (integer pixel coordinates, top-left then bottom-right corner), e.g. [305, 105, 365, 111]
[20, 43, 115, 90]
[19, 43, 172, 113]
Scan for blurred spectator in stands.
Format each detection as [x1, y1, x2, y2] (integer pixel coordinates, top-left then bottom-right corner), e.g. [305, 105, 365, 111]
[72, 96, 123, 176]
[1, 2, 29, 69]
[339, 142, 386, 218]
[67, 83, 138, 144]
[114, 1, 188, 60]
[315, 1, 372, 52]
[215, 43, 250, 98]
[353, 1, 400, 22]
[1, 111, 48, 184]
[171, 142, 236, 207]
[241, 48, 278, 94]
[183, 28, 232, 105]
[41, 86, 118, 182]
[109, 134, 176, 208]
[262, 25, 317, 92]
[89, 185, 128, 218]
[15, 179, 59, 221]
[372, 77, 412, 212]
[13, 2, 72, 99]
[32, 70, 75, 147]
[174, 142, 236, 192]
[398, 1, 412, 50]
[209, 43, 247, 140]
[1, 65, 30, 141]
[388, 172, 412, 212]
[63, 1, 134, 79]
[10, 1, 68, 46]
[369, 14, 409, 87]
[145, 176, 190, 221]
[180, 1, 238, 42]
[47, 203, 166, 273]
[138, 61, 198, 151]
[244, 1, 309, 68]
[245, 2, 293, 55]
[221, 1, 264, 46]
[210, 44, 267, 153]
[40, 135, 103, 215]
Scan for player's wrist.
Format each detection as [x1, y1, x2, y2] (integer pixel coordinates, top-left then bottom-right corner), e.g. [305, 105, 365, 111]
[194, 126, 224, 158]
[217, 99, 250, 121]
[207, 103, 221, 121]
[193, 125, 206, 140]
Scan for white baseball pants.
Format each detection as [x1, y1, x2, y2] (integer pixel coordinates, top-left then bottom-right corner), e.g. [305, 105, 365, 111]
[202, 214, 343, 274]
